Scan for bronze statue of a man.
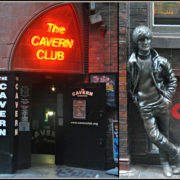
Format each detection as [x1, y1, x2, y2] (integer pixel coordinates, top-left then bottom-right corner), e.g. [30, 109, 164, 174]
[127, 25, 180, 177]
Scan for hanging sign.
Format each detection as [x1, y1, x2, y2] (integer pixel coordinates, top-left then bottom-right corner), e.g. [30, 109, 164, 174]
[11, 4, 84, 73]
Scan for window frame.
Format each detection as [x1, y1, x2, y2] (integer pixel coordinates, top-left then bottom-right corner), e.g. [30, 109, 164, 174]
[151, 2, 180, 35]
[150, 2, 180, 48]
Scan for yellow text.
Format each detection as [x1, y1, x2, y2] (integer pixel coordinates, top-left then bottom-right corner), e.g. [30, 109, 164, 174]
[47, 23, 66, 34]
[36, 50, 64, 61]
[31, 36, 74, 48]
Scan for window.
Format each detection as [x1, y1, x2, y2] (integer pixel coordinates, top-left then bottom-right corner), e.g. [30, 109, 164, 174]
[154, 2, 180, 25]
[149, 2, 180, 48]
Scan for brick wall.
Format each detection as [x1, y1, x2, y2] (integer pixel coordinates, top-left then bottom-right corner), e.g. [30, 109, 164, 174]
[127, 2, 150, 166]
[119, 2, 150, 171]
[0, 2, 55, 70]
[118, 2, 129, 171]
[129, 2, 149, 54]
[154, 48, 180, 76]
[88, 3, 119, 169]
[89, 3, 118, 73]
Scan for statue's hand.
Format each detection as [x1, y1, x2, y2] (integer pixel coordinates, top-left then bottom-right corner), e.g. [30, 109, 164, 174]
[132, 96, 138, 106]
[163, 96, 171, 106]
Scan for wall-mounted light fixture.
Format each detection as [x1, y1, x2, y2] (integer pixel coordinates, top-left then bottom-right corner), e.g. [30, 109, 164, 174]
[89, 2, 103, 24]
[51, 85, 56, 92]
[48, 111, 54, 116]
[90, 2, 96, 11]
[89, 12, 103, 24]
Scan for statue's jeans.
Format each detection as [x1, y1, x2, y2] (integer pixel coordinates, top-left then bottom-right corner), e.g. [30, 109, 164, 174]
[138, 96, 179, 164]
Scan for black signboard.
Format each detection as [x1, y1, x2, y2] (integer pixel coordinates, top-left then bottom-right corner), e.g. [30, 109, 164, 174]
[0, 72, 19, 173]
[56, 83, 107, 169]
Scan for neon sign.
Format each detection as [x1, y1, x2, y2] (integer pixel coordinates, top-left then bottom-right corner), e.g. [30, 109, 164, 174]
[31, 23, 74, 61]
[11, 4, 83, 73]
[47, 23, 66, 34]
[31, 36, 74, 48]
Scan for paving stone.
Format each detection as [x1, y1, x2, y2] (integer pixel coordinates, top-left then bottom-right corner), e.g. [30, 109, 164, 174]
[0, 154, 117, 178]
[120, 164, 180, 179]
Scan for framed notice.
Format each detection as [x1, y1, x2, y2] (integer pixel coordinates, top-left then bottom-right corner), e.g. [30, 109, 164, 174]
[73, 100, 86, 119]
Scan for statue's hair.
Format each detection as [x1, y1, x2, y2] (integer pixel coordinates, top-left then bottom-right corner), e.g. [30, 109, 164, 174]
[132, 25, 152, 44]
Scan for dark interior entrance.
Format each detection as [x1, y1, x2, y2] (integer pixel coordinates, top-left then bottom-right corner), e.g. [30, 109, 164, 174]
[16, 72, 107, 170]
[16, 72, 83, 169]
[31, 80, 56, 154]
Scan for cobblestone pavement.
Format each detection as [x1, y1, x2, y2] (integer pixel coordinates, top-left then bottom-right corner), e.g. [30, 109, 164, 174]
[120, 164, 180, 179]
[0, 154, 118, 178]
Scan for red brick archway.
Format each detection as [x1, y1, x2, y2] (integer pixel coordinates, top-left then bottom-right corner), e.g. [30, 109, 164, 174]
[9, 3, 85, 74]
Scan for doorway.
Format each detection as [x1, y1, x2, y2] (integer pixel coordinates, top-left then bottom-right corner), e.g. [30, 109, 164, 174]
[31, 81, 56, 155]
[17, 72, 108, 170]
[17, 72, 83, 169]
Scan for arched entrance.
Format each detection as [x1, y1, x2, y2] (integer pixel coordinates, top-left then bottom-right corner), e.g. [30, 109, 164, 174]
[9, 3, 84, 73]
[9, 3, 85, 171]
[1, 3, 108, 173]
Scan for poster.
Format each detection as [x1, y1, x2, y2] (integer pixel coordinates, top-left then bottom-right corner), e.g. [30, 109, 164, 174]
[90, 74, 116, 107]
[73, 100, 86, 119]
[19, 122, 30, 131]
[19, 85, 30, 131]
[112, 121, 118, 162]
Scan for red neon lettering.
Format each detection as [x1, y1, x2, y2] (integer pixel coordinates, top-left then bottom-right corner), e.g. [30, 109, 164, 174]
[39, 37, 46, 46]
[171, 103, 180, 119]
[31, 36, 40, 46]
[31, 36, 74, 48]
[36, 50, 44, 59]
[31, 22, 73, 61]
[36, 49, 64, 61]
[47, 23, 66, 34]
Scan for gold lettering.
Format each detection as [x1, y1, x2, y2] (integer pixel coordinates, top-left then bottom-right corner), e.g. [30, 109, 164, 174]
[32, 36, 74, 48]
[66, 39, 74, 48]
[47, 23, 54, 32]
[36, 50, 64, 61]
[46, 38, 54, 47]
[57, 51, 64, 60]
[39, 37, 46, 46]
[31, 36, 40, 46]
[47, 23, 66, 34]
[50, 50, 57, 60]
[52, 38, 60, 47]
[36, 50, 44, 59]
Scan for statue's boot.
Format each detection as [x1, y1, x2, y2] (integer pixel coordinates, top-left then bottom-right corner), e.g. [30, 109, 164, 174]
[162, 163, 172, 177]
[173, 160, 180, 174]
[159, 150, 172, 177]
[172, 148, 180, 174]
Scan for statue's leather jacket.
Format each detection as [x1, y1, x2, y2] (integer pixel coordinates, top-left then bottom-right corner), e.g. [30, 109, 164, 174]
[127, 48, 177, 104]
